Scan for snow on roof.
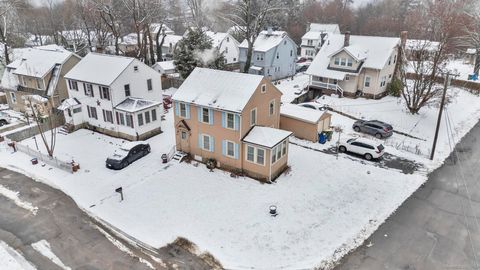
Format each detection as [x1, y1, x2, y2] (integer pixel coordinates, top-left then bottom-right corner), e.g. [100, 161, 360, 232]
[406, 39, 440, 52]
[280, 103, 325, 123]
[150, 23, 174, 35]
[243, 126, 292, 148]
[153, 61, 175, 71]
[13, 47, 73, 78]
[309, 23, 341, 34]
[0, 60, 21, 90]
[115, 97, 161, 113]
[204, 31, 235, 48]
[58, 97, 81, 110]
[466, 48, 477, 54]
[65, 53, 134, 86]
[172, 68, 264, 113]
[306, 34, 400, 80]
[302, 31, 323, 40]
[239, 30, 289, 52]
[162, 35, 183, 47]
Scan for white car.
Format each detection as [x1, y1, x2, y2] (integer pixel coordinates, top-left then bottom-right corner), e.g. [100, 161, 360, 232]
[0, 112, 11, 127]
[338, 137, 385, 160]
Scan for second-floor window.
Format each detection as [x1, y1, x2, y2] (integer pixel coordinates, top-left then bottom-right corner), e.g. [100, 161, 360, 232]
[226, 113, 235, 129]
[68, 80, 78, 91]
[179, 103, 187, 118]
[124, 84, 131, 97]
[100, 87, 110, 100]
[334, 57, 340, 65]
[347, 58, 353, 67]
[250, 108, 257, 126]
[307, 40, 313, 46]
[269, 100, 275, 116]
[147, 79, 152, 91]
[84, 83, 94, 97]
[202, 108, 210, 123]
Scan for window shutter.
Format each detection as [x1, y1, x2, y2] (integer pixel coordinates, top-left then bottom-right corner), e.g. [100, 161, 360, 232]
[210, 136, 215, 152]
[198, 134, 202, 149]
[174, 101, 180, 116]
[209, 109, 214, 125]
[185, 104, 190, 119]
[197, 106, 202, 122]
[102, 109, 106, 122]
[221, 112, 226, 128]
[83, 83, 87, 95]
[234, 114, 240, 130]
[87, 106, 91, 118]
[234, 143, 239, 159]
[222, 140, 226, 156]
[116, 112, 119, 124]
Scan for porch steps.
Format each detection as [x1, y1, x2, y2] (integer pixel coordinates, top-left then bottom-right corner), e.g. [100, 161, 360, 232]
[58, 123, 73, 135]
[172, 152, 188, 163]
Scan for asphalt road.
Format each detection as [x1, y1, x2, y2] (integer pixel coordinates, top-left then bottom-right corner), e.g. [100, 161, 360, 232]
[335, 120, 480, 270]
[0, 168, 212, 270]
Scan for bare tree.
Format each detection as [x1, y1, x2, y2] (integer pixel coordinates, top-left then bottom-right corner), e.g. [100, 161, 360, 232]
[24, 95, 58, 157]
[221, 0, 283, 73]
[94, 0, 124, 55]
[399, 0, 465, 114]
[458, 8, 480, 75]
[187, 0, 207, 29]
[0, 0, 22, 64]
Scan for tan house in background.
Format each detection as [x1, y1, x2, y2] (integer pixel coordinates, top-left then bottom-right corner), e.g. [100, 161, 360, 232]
[0, 46, 81, 112]
[280, 103, 331, 142]
[306, 32, 400, 99]
[172, 68, 292, 182]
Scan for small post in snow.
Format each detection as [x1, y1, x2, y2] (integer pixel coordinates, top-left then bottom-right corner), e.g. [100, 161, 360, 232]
[115, 187, 124, 202]
[334, 126, 343, 160]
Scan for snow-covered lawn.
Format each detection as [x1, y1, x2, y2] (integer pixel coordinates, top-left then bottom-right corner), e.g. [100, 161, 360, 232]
[0, 241, 36, 270]
[445, 59, 479, 82]
[0, 110, 426, 269]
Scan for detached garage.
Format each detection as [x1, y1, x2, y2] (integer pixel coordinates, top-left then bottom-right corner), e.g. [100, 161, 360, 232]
[280, 103, 332, 142]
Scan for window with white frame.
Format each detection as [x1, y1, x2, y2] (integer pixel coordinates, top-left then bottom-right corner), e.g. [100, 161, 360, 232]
[246, 145, 265, 165]
[102, 109, 113, 123]
[334, 57, 340, 65]
[147, 79, 152, 91]
[347, 58, 353, 67]
[226, 141, 235, 158]
[73, 107, 82, 114]
[226, 112, 235, 129]
[87, 106, 97, 119]
[364, 76, 371, 87]
[340, 58, 346, 66]
[126, 114, 134, 128]
[380, 76, 387, 87]
[124, 84, 131, 97]
[181, 131, 187, 140]
[36, 78, 43, 89]
[10, 92, 16, 103]
[269, 100, 275, 116]
[116, 112, 125, 125]
[138, 113, 144, 126]
[345, 75, 350, 81]
[256, 148, 265, 165]
[100, 87, 110, 100]
[151, 109, 157, 121]
[202, 107, 210, 123]
[145, 111, 151, 123]
[202, 134, 211, 151]
[69, 80, 78, 91]
[179, 103, 187, 118]
[247, 145, 255, 162]
[261, 84, 266, 93]
[250, 108, 257, 126]
[84, 83, 94, 97]
[271, 140, 288, 164]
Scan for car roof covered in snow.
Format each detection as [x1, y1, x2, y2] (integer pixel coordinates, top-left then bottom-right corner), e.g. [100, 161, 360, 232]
[280, 103, 326, 124]
[120, 141, 149, 151]
[172, 68, 264, 113]
[349, 137, 382, 146]
[13, 47, 74, 78]
[242, 126, 292, 148]
[306, 34, 400, 80]
[65, 53, 134, 86]
[153, 61, 175, 71]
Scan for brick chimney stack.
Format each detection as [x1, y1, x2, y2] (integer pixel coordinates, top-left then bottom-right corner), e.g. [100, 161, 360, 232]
[344, 31, 350, 47]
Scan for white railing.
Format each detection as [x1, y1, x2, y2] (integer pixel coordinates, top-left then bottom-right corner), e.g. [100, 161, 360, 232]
[167, 145, 176, 162]
[310, 81, 344, 96]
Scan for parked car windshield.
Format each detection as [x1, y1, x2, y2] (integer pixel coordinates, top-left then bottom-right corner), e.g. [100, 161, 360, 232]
[347, 138, 355, 143]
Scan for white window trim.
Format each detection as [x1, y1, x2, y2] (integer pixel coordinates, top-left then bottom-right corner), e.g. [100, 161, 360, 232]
[245, 144, 266, 166]
[269, 99, 275, 116]
[364, 76, 371, 87]
[271, 140, 288, 165]
[225, 140, 236, 158]
[225, 112, 236, 130]
[10, 92, 16, 103]
[261, 84, 266, 93]
[202, 134, 212, 152]
[201, 107, 210, 124]
[179, 102, 187, 118]
[250, 108, 257, 126]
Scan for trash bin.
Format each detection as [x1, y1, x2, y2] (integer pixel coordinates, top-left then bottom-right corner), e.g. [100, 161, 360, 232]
[161, 154, 168, 163]
[319, 133, 327, 144]
[31, 158, 38, 165]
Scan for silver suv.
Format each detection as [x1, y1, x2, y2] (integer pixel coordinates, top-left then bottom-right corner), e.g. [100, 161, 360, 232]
[352, 120, 393, 139]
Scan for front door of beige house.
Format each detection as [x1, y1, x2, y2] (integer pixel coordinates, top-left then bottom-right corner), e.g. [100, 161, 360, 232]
[179, 129, 191, 152]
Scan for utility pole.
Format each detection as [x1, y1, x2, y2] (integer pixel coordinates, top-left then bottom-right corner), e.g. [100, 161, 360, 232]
[430, 72, 458, 160]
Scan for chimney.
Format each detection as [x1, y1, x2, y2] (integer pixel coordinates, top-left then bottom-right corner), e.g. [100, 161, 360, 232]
[344, 31, 350, 47]
[267, 27, 273, 36]
[400, 31, 408, 49]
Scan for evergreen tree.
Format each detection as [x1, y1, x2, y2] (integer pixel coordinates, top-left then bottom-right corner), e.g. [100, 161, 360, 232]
[173, 28, 225, 79]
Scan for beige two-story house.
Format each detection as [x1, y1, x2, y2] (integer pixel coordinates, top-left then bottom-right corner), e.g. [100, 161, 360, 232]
[306, 32, 400, 99]
[172, 68, 292, 182]
[0, 46, 81, 112]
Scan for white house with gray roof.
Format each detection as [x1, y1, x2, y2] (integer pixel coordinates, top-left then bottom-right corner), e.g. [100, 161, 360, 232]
[306, 32, 400, 99]
[61, 53, 163, 140]
[239, 29, 297, 80]
[300, 23, 340, 60]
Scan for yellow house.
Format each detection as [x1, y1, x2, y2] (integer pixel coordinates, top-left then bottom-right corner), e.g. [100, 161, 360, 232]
[172, 68, 292, 182]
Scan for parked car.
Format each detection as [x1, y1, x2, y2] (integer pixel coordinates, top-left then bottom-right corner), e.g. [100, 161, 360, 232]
[106, 142, 151, 170]
[296, 57, 308, 63]
[338, 137, 385, 160]
[298, 102, 330, 111]
[296, 62, 311, 73]
[352, 120, 393, 139]
[0, 112, 12, 127]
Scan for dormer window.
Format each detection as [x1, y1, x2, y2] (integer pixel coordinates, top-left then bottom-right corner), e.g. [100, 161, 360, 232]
[347, 59, 353, 67]
[334, 57, 340, 65]
[340, 58, 346, 66]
